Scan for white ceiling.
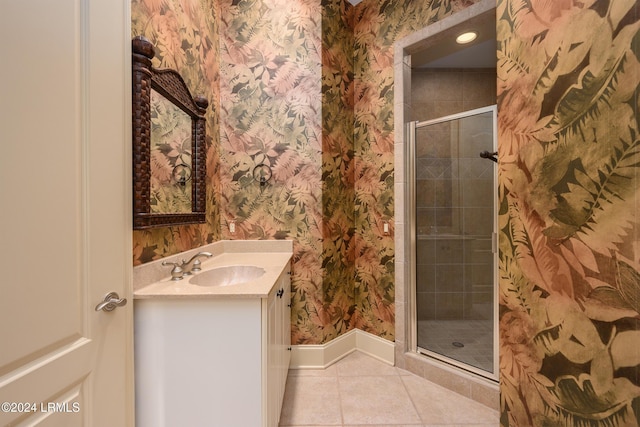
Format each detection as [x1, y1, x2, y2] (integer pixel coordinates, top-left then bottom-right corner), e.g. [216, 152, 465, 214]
[412, 17, 496, 69]
[415, 38, 496, 68]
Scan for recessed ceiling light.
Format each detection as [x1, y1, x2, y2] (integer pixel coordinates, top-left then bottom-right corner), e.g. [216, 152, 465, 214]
[456, 31, 478, 44]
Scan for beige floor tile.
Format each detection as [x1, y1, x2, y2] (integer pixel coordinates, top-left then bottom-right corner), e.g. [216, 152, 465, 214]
[401, 375, 499, 425]
[338, 375, 422, 425]
[279, 375, 342, 426]
[396, 367, 414, 376]
[289, 364, 338, 377]
[336, 351, 399, 377]
[280, 351, 499, 427]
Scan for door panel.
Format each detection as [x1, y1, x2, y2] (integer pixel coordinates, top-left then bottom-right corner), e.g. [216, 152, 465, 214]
[1, 0, 85, 370]
[0, 0, 132, 425]
[412, 106, 498, 380]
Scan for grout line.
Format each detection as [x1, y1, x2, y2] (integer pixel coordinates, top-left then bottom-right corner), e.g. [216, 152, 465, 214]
[335, 374, 345, 426]
[399, 374, 427, 426]
[281, 352, 498, 426]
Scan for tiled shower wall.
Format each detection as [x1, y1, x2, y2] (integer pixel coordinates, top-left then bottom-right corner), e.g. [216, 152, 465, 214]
[411, 68, 496, 122]
[412, 68, 496, 321]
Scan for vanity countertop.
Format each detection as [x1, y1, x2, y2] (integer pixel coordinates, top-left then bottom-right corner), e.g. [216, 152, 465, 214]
[133, 240, 292, 299]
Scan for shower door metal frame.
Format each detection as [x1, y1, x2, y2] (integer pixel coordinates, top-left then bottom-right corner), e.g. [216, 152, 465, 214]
[408, 105, 499, 382]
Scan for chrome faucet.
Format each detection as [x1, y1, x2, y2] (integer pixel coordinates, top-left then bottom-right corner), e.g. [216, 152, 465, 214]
[162, 251, 213, 281]
[161, 260, 185, 281]
[181, 251, 213, 274]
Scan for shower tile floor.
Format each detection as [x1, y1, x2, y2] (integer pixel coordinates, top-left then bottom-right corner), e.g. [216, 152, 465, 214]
[417, 320, 494, 373]
[279, 351, 499, 426]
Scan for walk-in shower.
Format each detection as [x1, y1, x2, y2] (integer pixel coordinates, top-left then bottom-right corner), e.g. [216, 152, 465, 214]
[393, 0, 499, 405]
[409, 106, 498, 380]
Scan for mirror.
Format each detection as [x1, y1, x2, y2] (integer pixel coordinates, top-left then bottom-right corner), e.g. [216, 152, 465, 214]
[132, 35, 208, 229]
[149, 90, 193, 213]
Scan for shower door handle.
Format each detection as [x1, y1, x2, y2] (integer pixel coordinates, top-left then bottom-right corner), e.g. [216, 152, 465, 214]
[479, 151, 497, 162]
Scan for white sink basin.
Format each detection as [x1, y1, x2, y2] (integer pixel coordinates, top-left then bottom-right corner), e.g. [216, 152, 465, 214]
[189, 265, 265, 287]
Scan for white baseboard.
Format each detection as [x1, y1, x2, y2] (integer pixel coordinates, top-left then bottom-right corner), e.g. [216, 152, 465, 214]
[290, 329, 395, 369]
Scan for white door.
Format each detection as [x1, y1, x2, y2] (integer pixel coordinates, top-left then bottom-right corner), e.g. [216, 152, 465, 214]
[0, 1, 133, 426]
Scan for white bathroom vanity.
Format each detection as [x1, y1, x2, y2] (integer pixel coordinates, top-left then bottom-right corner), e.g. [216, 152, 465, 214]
[133, 241, 292, 427]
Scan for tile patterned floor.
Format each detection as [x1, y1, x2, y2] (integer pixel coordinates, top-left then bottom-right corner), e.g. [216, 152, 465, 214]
[417, 319, 494, 373]
[279, 351, 499, 427]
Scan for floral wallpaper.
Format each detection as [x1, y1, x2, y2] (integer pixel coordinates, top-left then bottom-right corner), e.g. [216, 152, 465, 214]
[149, 90, 193, 213]
[214, 0, 482, 344]
[131, 0, 221, 265]
[130, 0, 482, 345]
[131, 8, 640, 424]
[132, 0, 357, 344]
[497, 0, 640, 425]
[217, 0, 328, 344]
[321, 0, 357, 341]
[351, 0, 480, 339]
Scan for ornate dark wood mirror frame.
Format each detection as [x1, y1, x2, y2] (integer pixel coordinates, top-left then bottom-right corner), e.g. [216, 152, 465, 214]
[132, 36, 208, 229]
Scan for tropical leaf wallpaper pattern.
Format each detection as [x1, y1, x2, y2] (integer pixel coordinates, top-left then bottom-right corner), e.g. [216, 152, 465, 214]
[131, 0, 483, 344]
[321, 0, 357, 341]
[131, 0, 483, 345]
[131, 0, 221, 264]
[132, 4, 640, 423]
[218, 0, 332, 344]
[497, 0, 640, 425]
[351, 0, 481, 338]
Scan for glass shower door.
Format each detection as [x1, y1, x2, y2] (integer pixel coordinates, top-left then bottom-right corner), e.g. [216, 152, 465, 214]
[412, 105, 497, 379]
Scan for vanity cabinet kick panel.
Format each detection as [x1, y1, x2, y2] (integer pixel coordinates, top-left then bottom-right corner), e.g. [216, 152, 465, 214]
[135, 265, 292, 427]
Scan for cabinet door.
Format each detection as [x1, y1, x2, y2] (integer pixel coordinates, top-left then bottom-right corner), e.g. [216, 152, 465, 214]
[266, 266, 292, 427]
[266, 285, 279, 427]
[282, 266, 292, 372]
[137, 299, 262, 427]
[275, 267, 291, 423]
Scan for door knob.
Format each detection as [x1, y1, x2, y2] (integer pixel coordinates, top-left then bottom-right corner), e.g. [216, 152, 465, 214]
[95, 291, 127, 312]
